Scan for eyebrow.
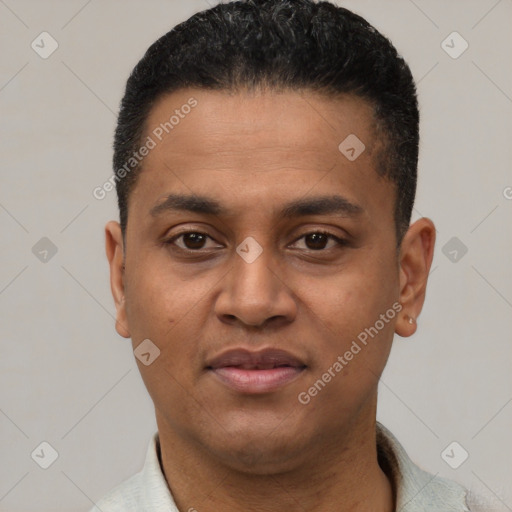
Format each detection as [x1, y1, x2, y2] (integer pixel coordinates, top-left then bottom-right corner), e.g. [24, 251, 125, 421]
[150, 193, 364, 219]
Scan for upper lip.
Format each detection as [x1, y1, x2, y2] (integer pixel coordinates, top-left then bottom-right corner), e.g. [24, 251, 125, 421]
[206, 348, 306, 370]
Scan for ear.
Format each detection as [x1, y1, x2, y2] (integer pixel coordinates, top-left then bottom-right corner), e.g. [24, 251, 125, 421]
[105, 221, 131, 338]
[395, 217, 436, 337]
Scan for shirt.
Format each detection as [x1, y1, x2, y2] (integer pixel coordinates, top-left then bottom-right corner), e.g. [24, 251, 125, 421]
[88, 422, 486, 511]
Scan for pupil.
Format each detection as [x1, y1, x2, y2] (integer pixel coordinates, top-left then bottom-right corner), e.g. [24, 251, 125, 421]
[184, 233, 205, 249]
[306, 233, 327, 250]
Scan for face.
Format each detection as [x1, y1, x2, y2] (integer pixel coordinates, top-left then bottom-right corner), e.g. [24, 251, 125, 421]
[106, 88, 435, 473]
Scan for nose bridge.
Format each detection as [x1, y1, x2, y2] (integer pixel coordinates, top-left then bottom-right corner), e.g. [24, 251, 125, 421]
[232, 235, 280, 302]
[215, 235, 296, 327]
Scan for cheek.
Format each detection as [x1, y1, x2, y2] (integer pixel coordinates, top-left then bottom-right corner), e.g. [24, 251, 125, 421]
[124, 258, 211, 374]
[298, 252, 398, 388]
[308, 256, 396, 336]
[124, 267, 205, 416]
[124, 254, 195, 338]
[118, 247, 203, 415]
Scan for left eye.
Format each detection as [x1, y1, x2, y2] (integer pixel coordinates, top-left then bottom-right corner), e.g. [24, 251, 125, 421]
[290, 231, 346, 251]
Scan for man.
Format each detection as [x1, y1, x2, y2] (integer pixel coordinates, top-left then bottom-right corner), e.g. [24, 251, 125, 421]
[91, 0, 482, 510]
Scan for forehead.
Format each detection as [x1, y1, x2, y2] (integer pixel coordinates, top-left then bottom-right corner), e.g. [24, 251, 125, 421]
[144, 88, 379, 165]
[127, 88, 392, 226]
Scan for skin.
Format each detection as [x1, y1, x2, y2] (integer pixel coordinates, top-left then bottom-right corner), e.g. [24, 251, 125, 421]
[105, 88, 435, 512]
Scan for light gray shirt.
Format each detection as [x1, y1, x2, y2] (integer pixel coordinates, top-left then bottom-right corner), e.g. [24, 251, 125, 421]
[89, 422, 488, 511]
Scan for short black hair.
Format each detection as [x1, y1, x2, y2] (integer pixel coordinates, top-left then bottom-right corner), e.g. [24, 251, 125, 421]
[113, 0, 419, 244]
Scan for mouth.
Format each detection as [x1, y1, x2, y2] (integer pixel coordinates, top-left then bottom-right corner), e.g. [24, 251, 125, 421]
[206, 348, 307, 394]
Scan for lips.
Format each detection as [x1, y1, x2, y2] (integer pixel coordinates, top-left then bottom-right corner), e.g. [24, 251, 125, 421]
[207, 348, 305, 370]
[206, 348, 306, 394]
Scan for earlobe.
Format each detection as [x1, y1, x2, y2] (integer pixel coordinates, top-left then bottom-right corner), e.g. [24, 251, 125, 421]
[105, 221, 131, 339]
[395, 218, 436, 338]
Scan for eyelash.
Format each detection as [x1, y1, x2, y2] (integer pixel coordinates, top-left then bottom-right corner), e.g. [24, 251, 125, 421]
[163, 229, 348, 254]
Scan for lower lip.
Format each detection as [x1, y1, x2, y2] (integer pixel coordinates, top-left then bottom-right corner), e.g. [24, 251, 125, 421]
[210, 366, 305, 394]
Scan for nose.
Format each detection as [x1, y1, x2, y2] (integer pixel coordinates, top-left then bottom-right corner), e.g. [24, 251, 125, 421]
[214, 241, 297, 329]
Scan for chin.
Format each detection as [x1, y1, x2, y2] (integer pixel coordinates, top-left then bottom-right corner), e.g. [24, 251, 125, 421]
[198, 419, 312, 475]
[213, 440, 305, 475]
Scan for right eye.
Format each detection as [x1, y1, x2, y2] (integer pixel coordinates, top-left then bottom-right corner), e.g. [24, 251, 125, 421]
[164, 231, 222, 252]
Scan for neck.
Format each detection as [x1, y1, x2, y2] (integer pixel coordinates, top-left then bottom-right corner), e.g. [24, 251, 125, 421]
[156, 406, 395, 512]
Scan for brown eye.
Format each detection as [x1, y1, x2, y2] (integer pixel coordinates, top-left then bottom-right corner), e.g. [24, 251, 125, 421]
[166, 231, 219, 251]
[304, 233, 329, 250]
[180, 232, 208, 249]
[291, 231, 347, 251]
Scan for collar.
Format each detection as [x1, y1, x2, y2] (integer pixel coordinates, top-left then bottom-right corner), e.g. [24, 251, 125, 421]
[91, 422, 471, 511]
[376, 422, 470, 511]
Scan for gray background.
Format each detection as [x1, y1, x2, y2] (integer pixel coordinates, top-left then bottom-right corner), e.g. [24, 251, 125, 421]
[0, 0, 511, 511]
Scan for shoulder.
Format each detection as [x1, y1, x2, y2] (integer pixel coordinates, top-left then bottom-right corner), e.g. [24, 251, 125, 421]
[376, 422, 484, 512]
[465, 490, 511, 512]
[87, 471, 143, 512]
[88, 431, 178, 511]
[87, 432, 162, 512]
